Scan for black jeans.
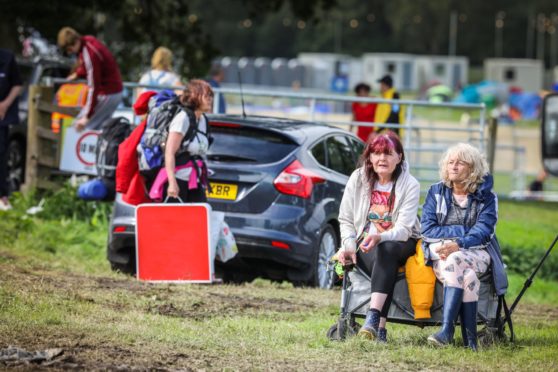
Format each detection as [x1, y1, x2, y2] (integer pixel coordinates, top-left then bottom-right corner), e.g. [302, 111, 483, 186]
[357, 238, 417, 317]
[0, 126, 9, 197]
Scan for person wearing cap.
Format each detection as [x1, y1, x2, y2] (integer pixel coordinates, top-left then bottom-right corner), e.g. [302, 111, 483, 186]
[374, 75, 404, 136]
[57, 27, 123, 132]
[351, 82, 377, 143]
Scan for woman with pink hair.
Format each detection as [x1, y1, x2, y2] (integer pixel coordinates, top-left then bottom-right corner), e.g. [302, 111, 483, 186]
[338, 132, 421, 342]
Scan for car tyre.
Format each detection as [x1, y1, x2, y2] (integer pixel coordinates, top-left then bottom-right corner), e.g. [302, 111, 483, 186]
[312, 224, 338, 289]
[110, 258, 136, 276]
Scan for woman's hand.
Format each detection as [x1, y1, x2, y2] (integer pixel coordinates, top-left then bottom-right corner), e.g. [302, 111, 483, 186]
[338, 248, 356, 266]
[167, 179, 180, 199]
[438, 241, 460, 260]
[360, 234, 381, 253]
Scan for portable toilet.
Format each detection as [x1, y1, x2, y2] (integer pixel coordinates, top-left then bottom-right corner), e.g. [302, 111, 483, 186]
[254, 57, 273, 86]
[238, 57, 257, 85]
[287, 59, 305, 88]
[219, 57, 239, 84]
[297, 53, 354, 91]
[484, 59, 544, 92]
[361, 53, 418, 91]
[271, 58, 290, 87]
[416, 56, 469, 90]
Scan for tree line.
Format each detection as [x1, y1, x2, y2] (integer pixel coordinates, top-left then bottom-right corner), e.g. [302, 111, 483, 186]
[0, 0, 556, 81]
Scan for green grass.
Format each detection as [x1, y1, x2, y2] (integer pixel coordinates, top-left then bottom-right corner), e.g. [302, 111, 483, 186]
[497, 200, 557, 251]
[0, 185, 557, 369]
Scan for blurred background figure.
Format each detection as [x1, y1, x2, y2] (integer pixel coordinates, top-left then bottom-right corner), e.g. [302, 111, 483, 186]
[0, 48, 22, 211]
[528, 169, 548, 200]
[138, 46, 182, 95]
[206, 65, 226, 113]
[57, 27, 123, 132]
[351, 82, 377, 143]
[375, 75, 404, 136]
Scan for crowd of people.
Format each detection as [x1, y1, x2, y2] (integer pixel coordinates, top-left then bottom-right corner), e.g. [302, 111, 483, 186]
[1, 27, 511, 351]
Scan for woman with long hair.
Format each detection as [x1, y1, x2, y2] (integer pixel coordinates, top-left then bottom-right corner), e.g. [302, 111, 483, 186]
[338, 132, 421, 342]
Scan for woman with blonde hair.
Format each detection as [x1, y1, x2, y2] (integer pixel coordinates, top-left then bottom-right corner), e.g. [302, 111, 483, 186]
[138, 47, 182, 94]
[421, 143, 507, 351]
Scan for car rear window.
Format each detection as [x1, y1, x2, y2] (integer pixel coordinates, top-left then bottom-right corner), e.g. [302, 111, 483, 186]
[207, 125, 298, 164]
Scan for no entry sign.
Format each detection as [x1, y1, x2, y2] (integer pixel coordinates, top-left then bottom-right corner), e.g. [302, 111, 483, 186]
[59, 126, 100, 175]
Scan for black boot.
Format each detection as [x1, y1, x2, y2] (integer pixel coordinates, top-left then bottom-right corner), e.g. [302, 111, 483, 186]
[358, 309, 380, 339]
[378, 328, 387, 343]
[427, 286, 464, 347]
[460, 301, 478, 351]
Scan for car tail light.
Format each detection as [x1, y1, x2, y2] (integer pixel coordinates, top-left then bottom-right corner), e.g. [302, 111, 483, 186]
[271, 241, 290, 250]
[273, 160, 325, 199]
[113, 226, 128, 233]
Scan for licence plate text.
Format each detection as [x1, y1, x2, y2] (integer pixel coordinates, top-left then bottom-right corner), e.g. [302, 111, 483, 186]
[207, 183, 238, 200]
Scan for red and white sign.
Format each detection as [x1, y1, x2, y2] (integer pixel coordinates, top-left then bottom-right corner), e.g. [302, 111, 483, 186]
[59, 126, 100, 175]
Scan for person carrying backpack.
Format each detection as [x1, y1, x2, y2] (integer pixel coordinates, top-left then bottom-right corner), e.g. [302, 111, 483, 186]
[148, 79, 213, 203]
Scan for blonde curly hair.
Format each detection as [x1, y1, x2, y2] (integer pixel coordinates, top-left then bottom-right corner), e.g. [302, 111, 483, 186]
[439, 143, 489, 193]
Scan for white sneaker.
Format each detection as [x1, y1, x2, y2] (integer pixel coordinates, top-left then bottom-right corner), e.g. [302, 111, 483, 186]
[0, 198, 12, 211]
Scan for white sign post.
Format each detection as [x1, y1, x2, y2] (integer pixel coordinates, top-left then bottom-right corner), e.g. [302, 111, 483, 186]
[59, 126, 100, 175]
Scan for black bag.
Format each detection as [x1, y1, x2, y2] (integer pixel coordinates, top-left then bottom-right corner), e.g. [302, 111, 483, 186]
[95, 116, 132, 180]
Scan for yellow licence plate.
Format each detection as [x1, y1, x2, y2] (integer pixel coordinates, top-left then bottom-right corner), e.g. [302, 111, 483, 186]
[207, 183, 238, 200]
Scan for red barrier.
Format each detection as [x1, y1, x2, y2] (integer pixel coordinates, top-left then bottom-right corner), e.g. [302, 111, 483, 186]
[135, 203, 213, 282]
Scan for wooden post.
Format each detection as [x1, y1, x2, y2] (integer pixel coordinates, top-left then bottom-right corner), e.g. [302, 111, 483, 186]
[487, 117, 498, 174]
[21, 85, 57, 192]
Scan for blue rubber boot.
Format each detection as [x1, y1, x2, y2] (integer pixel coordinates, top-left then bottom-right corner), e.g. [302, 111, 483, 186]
[358, 309, 380, 340]
[378, 328, 387, 343]
[427, 286, 464, 347]
[460, 301, 478, 351]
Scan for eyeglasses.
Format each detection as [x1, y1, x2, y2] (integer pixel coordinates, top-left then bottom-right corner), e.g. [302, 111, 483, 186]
[368, 211, 392, 222]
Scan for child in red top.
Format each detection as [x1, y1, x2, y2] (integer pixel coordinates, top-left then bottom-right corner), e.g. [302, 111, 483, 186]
[351, 83, 377, 143]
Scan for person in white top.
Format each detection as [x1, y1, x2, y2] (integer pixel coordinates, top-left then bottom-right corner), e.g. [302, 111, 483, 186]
[165, 79, 213, 203]
[338, 132, 421, 343]
[138, 47, 182, 96]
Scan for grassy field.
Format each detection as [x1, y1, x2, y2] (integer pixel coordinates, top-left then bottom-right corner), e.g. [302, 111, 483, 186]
[1, 192, 557, 370]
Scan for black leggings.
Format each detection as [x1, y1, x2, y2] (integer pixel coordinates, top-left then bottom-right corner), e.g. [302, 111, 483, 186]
[357, 238, 417, 317]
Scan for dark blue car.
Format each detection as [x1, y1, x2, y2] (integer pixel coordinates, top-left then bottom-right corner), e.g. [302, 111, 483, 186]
[107, 115, 364, 288]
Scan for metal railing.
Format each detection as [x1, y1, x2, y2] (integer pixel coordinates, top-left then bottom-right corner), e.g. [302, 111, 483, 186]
[48, 78, 531, 195]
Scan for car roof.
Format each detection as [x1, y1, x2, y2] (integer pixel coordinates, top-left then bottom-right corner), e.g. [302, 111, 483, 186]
[207, 114, 356, 145]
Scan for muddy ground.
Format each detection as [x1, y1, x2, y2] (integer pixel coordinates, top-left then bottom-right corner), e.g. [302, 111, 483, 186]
[0, 257, 325, 371]
[1, 255, 557, 371]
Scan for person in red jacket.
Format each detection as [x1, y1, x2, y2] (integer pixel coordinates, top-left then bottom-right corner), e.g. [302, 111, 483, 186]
[57, 27, 123, 132]
[351, 83, 377, 143]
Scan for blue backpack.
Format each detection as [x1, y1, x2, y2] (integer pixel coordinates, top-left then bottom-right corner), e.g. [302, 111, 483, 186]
[138, 90, 203, 171]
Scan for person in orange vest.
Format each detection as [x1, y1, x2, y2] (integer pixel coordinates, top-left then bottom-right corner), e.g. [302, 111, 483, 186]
[374, 75, 405, 136]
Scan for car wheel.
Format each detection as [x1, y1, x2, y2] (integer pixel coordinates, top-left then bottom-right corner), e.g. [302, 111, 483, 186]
[7, 138, 25, 193]
[313, 224, 338, 289]
[110, 257, 136, 275]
